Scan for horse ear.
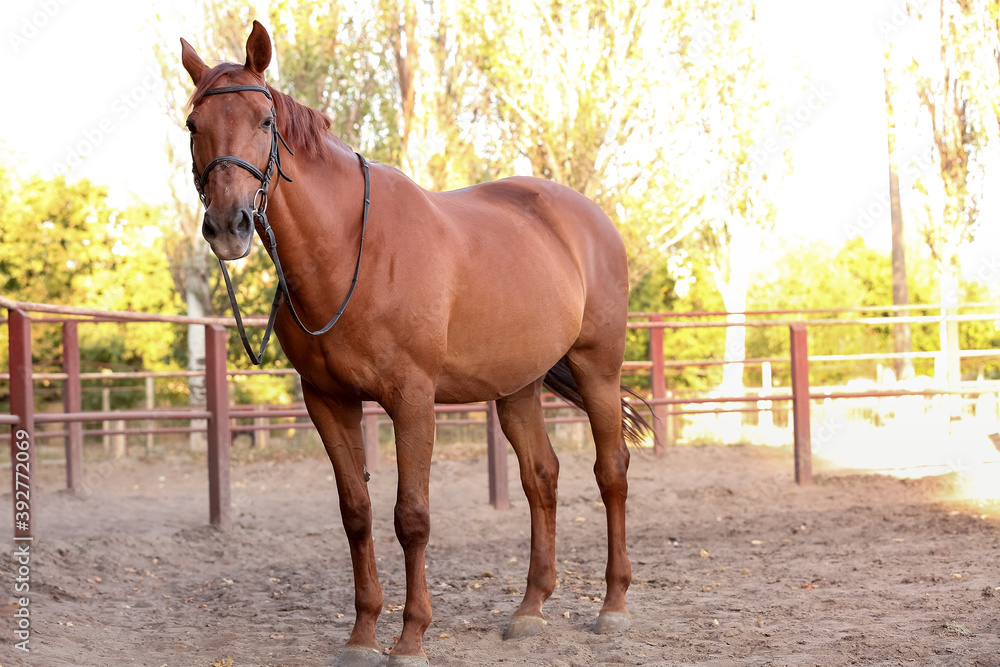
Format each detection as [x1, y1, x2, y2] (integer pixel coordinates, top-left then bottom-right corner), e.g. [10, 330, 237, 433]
[180, 38, 208, 85]
[245, 20, 272, 76]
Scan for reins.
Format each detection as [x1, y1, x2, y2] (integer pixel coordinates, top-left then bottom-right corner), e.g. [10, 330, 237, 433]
[190, 83, 370, 365]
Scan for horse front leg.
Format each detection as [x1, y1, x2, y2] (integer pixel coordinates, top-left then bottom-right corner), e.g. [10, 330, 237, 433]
[302, 383, 385, 667]
[384, 392, 436, 666]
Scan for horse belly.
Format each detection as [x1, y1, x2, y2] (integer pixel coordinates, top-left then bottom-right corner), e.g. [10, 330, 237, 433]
[434, 263, 584, 403]
[428, 177, 628, 403]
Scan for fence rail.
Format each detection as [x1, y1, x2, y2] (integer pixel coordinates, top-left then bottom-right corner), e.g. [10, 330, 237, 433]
[4, 297, 1000, 537]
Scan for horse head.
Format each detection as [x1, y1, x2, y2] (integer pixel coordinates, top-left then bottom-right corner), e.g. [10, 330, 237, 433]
[181, 21, 279, 261]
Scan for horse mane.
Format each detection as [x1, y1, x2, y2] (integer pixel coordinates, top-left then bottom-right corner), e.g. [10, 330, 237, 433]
[187, 63, 335, 161]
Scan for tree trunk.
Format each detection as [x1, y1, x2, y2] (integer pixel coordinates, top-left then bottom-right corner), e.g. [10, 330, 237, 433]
[714, 225, 760, 444]
[721, 307, 747, 393]
[938, 265, 961, 388]
[887, 144, 913, 382]
[884, 66, 913, 382]
[186, 270, 210, 451]
[718, 283, 748, 445]
[391, 0, 418, 174]
[717, 231, 759, 395]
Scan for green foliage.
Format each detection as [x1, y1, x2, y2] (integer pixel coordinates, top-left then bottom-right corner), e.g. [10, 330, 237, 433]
[627, 257, 726, 392]
[630, 235, 1000, 391]
[265, 0, 404, 164]
[895, 0, 1000, 269]
[0, 163, 183, 379]
[1, 170, 115, 305]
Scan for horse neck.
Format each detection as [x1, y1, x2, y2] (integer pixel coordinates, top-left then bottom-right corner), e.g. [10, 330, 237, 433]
[262, 139, 368, 317]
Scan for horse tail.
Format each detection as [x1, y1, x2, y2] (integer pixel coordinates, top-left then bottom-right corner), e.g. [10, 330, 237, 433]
[543, 356, 656, 447]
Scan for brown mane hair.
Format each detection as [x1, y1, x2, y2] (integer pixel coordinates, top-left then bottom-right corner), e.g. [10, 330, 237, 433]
[188, 63, 333, 160]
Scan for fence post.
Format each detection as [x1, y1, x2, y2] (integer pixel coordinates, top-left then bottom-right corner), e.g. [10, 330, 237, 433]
[759, 361, 774, 431]
[253, 403, 270, 449]
[113, 420, 127, 458]
[62, 322, 83, 491]
[789, 324, 812, 485]
[101, 386, 111, 454]
[9, 309, 36, 540]
[205, 325, 231, 529]
[649, 314, 668, 454]
[363, 402, 379, 471]
[485, 401, 509, 509]
[145, 376, 155, 454]
[665, 389, 677, 447]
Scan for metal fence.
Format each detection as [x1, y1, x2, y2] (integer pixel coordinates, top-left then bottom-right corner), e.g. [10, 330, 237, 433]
[4, 296, 999, 538]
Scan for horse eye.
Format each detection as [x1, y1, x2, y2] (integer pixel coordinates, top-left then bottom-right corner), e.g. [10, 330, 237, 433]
[186, 119, 197, 134]
[261, 117, 273, 130]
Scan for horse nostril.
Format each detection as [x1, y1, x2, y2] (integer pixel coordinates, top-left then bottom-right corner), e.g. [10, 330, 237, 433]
[235, 209, 253, 237]
[202, 217, 216, 239]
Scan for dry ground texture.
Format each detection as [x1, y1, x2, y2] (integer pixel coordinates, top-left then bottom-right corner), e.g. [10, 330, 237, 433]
[1, 442, 999, 666]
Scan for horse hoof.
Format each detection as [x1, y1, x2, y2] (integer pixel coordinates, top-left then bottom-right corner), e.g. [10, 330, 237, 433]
[504, 615, 548, 640]
[333, 645, 384, 667]
[385, 655, 429, 667]
[594, 611, 631, 634]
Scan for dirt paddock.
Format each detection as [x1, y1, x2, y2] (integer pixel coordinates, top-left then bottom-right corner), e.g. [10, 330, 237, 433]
[2, 443, 999, 666]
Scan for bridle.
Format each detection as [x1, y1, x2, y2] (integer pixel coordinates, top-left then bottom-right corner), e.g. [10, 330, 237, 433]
[190, 83, 370, 365]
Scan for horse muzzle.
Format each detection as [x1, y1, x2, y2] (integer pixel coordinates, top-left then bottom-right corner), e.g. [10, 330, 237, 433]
[203, 205, 254, 260]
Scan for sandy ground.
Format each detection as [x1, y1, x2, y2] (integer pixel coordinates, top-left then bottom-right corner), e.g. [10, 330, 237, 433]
[1, 442, 999, 666]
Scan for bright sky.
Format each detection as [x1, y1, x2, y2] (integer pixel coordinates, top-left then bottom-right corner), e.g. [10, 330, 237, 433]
[1, 0, 997, 284]
[1, 0, 178, 205]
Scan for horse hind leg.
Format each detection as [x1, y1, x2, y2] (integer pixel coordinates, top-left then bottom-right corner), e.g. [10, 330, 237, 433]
[496, 380, 560, 640]
[562, 349, 633, 634]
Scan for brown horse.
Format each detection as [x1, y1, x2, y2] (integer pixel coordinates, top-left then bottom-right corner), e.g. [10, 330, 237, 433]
[181, 21, 649, 667]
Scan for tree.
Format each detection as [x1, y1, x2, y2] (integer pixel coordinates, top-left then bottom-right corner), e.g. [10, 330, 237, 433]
[905, 0, 999, 387]
[884, 57, 915, 381]
[666, 0, 788, 412]
[746, 237, 946, 387]
[263, 0, 406, 164]
[451, 0, 689, 283]
[0, 163, 181, 379]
